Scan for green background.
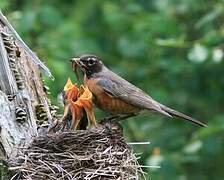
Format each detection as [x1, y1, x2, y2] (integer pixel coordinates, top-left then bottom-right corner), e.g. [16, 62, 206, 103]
[1, 0, 224, 179]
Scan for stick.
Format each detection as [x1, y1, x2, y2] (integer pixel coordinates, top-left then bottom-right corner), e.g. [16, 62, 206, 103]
[128, 142, 151, 145]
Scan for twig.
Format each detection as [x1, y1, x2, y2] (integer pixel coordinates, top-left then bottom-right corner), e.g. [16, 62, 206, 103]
[128, 141, 150, 145]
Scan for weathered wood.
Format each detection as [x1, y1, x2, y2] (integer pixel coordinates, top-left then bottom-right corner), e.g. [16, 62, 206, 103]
[0, 12, 53, 159]
[0, 11, 53, 79]
[0, 34, 17, 95]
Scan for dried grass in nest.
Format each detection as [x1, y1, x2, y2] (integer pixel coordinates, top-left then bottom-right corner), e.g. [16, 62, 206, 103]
[9, 122, 145, 180]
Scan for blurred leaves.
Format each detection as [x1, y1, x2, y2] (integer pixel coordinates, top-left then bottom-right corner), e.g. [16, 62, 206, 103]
[2, 0, 224, 179]
[183, 140, 202, 154]
[188, 43, 208, 63]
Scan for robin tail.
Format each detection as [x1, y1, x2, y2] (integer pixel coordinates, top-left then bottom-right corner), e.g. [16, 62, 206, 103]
[159, 104, 207, 127]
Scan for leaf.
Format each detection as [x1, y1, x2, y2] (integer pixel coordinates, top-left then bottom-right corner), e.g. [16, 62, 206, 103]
[195, 6, 223, 29]
[183, 140, 202, 154]
[188, 44, 208, 63]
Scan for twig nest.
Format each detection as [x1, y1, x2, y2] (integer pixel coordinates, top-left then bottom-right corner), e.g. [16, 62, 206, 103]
[10, 122, 144, 179]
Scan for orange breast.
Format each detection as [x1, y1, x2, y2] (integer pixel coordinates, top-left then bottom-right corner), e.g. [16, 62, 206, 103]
[95, 92, 140, 114]
[84, 77, 140, 114]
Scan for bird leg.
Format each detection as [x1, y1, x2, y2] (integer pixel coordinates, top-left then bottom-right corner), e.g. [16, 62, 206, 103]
[70, 116, 81, 130]
[116, 113, 139, 121]
[99, 113, 139, 123]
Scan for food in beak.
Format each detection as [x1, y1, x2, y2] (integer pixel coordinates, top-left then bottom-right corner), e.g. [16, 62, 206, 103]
[71, 58, 81, 81]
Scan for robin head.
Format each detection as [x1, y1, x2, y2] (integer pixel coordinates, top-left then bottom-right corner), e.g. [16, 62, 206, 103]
[71, 54, 103, 77]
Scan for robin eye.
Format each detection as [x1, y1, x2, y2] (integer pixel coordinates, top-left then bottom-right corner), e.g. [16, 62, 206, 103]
[88, 59, 95, 66]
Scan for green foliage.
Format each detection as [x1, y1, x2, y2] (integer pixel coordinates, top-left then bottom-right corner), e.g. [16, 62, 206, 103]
[2, 0, 224, 179]
[0, 160, 13, 179]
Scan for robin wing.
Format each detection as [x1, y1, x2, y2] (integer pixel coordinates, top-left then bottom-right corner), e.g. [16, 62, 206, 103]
[96, 72, 171, 117]
[97, 71, 207, 127]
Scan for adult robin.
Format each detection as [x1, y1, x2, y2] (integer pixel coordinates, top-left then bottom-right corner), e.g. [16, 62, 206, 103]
[71, 54, 207, 127]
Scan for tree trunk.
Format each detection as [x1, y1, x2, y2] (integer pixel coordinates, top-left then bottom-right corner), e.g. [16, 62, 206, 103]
[0, 12, 52, 159]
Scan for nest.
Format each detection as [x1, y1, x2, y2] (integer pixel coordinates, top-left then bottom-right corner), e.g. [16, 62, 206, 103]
[9, 122, 145, 180]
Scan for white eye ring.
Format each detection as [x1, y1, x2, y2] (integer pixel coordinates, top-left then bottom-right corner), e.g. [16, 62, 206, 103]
[88, 58, 96, 66]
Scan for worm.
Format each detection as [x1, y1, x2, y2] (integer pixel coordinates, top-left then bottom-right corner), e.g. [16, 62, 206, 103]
[71, 60, 80, 82]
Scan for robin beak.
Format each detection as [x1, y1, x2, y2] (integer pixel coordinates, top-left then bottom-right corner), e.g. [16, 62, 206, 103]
[71, 57, 87, 70]
[71, 57, 86, 81]
[71, 57, 80, 65]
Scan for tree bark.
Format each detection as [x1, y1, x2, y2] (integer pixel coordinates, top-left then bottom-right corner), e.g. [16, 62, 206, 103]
[0, 12, 52, 159]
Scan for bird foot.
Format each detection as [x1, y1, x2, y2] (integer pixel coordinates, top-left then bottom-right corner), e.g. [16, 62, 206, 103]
[99, 113, 139, 123]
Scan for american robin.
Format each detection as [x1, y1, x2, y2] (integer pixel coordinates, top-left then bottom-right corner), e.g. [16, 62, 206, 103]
[71, 54, 207, 127]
